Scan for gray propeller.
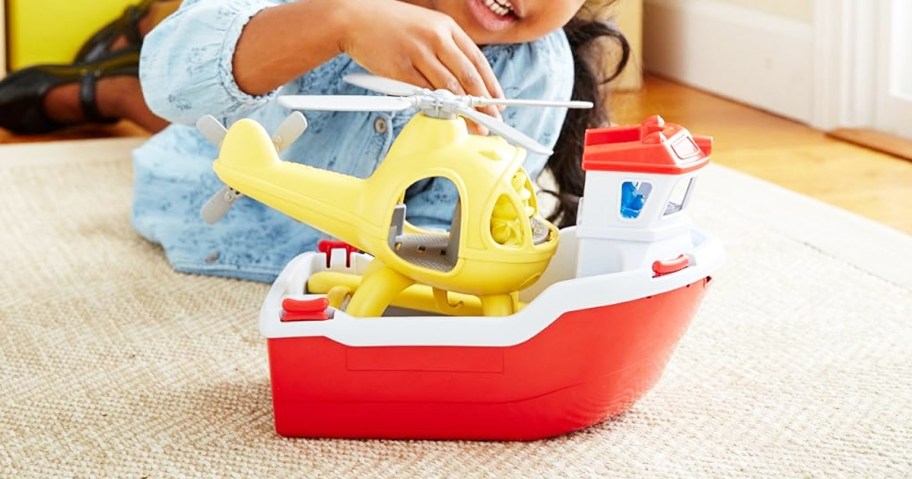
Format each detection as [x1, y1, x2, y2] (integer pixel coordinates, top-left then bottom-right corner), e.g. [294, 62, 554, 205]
[200, 185, 242, 225]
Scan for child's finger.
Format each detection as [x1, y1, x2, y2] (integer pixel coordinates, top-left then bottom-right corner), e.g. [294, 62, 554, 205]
[466, 120, 489, 136]
[415, 47, 467, 96]
[452, 31, 504, 101]
[418, 41, 502, 124]
[475, 104, 501, 122]
[432, 38, 492, 107]
[397, 67, 434, 92]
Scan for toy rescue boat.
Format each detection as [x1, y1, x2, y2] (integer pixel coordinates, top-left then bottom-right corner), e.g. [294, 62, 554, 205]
[256, 116, 724, 440]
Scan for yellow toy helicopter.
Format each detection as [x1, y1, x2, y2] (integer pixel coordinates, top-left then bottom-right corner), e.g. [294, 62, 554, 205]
[197, 74, 592, 317]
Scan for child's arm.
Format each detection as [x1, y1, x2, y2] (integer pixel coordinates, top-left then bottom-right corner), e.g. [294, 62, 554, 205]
[141, 0, 503, 125]
[236, 0, 503, 104]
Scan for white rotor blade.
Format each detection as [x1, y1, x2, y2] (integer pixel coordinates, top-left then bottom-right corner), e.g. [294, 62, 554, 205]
[470, 98, 594, 109]
[271, 111, 309, 152]
[343, 73, 423, 97]
[279, 95, 414, 112]
[200, 186, 242, 224]
[196, 115, 228, 146]
[457, 106, 552, 156]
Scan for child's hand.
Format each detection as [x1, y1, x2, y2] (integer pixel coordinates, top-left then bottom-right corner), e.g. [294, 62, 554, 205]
[340, 0, 505, 133]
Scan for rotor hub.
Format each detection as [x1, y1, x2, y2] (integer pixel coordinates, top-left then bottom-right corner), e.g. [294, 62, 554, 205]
[416, 90, 463, 120]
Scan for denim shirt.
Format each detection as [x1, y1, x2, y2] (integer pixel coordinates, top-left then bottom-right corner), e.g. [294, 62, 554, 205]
[133, 0, 575, 282]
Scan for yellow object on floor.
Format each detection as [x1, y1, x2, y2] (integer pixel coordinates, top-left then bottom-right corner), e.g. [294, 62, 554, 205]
[6, 0, 137, 70]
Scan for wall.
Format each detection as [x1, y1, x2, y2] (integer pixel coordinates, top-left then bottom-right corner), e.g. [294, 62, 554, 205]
[581, 0, 645, 91]
[613, 0, 644, 90]
[711, 0, 812, 22]
[6, 0, 136, 70]
[0, 4, 6, 79]
[643, 0, 816, 123]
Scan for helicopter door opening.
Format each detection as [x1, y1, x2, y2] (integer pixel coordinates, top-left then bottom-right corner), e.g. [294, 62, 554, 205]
[387, 177, 462, 272]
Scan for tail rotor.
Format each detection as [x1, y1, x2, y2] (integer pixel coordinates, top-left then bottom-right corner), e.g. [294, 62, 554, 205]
[198, 112, 309, 224]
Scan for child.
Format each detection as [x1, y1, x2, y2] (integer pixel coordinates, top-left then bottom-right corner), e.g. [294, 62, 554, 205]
[6, 0, 629, 283]
[132, 0, 629, 282]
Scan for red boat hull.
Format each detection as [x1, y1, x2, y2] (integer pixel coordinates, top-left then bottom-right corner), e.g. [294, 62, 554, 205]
[267, 277, 711, 440]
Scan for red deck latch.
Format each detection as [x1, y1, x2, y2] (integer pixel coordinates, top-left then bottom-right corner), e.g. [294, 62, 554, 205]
[317, 239, 359, 268]
[281, 297, 331, 322]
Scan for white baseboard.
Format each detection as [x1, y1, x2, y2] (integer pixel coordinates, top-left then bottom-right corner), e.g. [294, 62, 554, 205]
[643, 0, 814, 124]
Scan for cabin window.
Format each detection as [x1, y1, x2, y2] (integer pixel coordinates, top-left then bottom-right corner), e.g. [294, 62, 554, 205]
[620, 181, 652, 219]
[671, 135, 702, 160]
[664, 177, 695, 216]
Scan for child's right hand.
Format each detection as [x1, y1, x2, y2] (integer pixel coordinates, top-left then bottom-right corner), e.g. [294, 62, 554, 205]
[339, 0, 505, 124]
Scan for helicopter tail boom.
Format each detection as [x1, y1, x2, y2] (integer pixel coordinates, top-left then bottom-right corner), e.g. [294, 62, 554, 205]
[213, 119, 376, 250]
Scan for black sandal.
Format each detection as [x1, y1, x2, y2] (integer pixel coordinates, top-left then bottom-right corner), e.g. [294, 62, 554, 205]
[0, 49, 140, 134]
[74, 0, 158, 63]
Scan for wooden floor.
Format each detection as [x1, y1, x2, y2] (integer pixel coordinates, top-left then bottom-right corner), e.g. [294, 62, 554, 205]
[611, 77, 912, 235]
[2, 75, 911, 235]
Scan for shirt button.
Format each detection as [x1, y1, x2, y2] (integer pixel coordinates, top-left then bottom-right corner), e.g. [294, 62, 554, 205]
[374, 117, 388, 134]
[204, 251, 220, 264]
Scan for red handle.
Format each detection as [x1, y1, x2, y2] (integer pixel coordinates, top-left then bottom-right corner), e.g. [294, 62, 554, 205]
[652, 254, 690, 276]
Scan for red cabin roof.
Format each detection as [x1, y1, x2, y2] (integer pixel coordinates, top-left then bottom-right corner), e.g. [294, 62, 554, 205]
[582, 115, 712, 175]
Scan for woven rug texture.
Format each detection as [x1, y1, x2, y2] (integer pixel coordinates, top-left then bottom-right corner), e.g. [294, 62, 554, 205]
[1, 139, 910, 478]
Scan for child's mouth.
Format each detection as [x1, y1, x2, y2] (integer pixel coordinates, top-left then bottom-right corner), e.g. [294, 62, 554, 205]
[468, 0, 518, 32]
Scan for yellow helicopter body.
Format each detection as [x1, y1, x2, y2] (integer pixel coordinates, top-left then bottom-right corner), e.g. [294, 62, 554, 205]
[212, 113, 559, 317]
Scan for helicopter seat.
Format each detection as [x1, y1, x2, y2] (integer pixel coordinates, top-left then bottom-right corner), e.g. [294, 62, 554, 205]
[387, 203, 462, 273]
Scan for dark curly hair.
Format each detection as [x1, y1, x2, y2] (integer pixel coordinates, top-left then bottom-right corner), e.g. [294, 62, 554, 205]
[544, 5, 631, 227]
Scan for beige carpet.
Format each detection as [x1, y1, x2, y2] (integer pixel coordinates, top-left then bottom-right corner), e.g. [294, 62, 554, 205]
[1, 138, 910, 478]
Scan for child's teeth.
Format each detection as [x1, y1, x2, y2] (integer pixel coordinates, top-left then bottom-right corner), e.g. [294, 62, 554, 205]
[483, 0, 513, 17]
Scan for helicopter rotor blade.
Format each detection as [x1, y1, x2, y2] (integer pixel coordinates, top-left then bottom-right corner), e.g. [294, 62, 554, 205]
[456, 106, 553, 156]
[196, 115, 228, 146]
[200, 186, 243, 224]
[279, 95, 414, 112]
[195, 115, 242, 223]
[271, 111, 309, 152]
[469, 98, 594, 109]
[343, 73, 424, 97]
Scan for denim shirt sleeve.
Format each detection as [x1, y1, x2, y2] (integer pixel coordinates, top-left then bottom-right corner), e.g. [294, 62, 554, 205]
[139, 0, 284, 125]
[400, 29, 575, 229]
[487, 30, 575, 179]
